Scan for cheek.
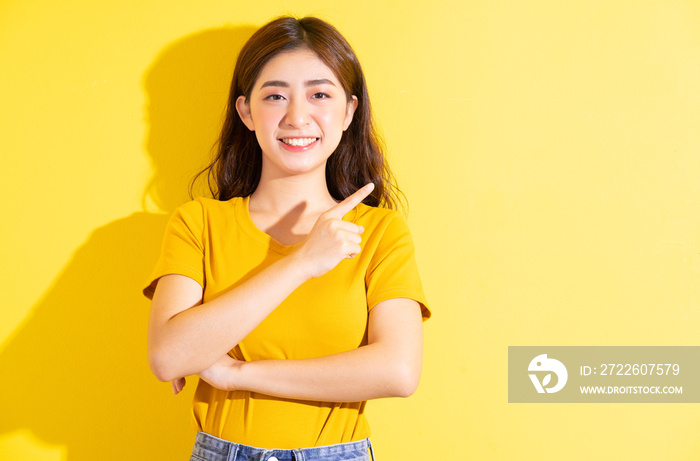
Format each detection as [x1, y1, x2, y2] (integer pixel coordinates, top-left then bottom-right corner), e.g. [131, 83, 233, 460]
[317, 106, 351, 131]
[251, 106, 283, 132]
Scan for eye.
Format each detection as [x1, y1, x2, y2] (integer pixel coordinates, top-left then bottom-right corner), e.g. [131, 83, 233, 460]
[311, 92, 331, 99]
[264, 94, 284, 101]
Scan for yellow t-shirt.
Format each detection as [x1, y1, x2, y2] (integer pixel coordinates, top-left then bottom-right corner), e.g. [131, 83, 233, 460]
[143, 196, 430, 448]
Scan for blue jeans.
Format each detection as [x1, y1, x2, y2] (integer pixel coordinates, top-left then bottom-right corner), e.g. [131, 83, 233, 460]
[190, 431, 375, 461]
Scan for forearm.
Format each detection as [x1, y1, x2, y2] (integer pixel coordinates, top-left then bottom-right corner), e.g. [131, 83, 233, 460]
[149, 254, 307, 381]
[235, 343, 422, 402]
[195, 299, 424, 401]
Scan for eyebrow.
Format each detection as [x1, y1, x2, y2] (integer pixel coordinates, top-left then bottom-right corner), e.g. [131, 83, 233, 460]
[259, 78, 337, 89]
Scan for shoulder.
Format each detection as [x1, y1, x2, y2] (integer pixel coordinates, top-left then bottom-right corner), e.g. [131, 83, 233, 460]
[165, 197, 243, 239]
[353, 203, 402, 224]
[173, 196, 243, 220]
[352, 204, 414, 255]
[191, 196, 242, 212]
[353, 204, 409, 235]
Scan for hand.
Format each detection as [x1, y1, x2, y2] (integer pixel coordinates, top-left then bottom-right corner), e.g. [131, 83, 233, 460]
[197, 354, 243, 391]
[171, 377, 186, 395]
[293, 183, 375, 279]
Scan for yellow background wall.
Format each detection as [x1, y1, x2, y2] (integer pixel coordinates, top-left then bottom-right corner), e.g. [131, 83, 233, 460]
[1, 1, 698, 459]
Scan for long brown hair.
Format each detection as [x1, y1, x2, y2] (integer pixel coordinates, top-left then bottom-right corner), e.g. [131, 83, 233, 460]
[192, 16, 403, 209]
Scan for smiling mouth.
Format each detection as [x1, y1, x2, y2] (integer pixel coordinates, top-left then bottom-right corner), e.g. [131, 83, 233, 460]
[279, 137, 319, 147]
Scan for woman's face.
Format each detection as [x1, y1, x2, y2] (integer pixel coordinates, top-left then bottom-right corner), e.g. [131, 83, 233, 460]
[236, 47, 358, 180]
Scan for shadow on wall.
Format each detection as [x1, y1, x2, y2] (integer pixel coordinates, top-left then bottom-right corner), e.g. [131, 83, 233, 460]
[0, 26, 256, 460]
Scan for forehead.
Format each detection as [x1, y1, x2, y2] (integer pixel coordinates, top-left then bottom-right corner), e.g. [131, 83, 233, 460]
[255, 48, 340, 88]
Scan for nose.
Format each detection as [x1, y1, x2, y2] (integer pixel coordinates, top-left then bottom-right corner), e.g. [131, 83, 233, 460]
[284, 98, 311, 128]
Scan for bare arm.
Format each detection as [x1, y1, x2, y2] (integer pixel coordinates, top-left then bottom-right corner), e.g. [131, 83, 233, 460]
[148, 257, 307, 382]
[197, 298, 424, 401]
[147, 184, 375, 382]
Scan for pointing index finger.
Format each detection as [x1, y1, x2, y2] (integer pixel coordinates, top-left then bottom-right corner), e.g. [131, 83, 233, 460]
[327, 183, 375, 219]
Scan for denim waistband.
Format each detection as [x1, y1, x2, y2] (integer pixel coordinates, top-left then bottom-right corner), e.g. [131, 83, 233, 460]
[190, 431, 375, 461]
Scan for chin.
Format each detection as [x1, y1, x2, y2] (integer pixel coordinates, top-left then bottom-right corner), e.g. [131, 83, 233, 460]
[284, 163, 327, 176]
[264, 154, 330, 178]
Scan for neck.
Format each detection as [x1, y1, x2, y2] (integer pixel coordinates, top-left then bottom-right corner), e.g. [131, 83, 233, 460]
[249, 169, 336, 216]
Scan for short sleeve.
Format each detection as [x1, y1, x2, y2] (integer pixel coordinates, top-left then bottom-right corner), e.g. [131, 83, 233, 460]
[365, 214, 431, 320]
[142, 200, 205, 299]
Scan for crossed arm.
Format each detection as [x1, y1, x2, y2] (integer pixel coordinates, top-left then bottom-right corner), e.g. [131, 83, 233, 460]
[218, 296, 423, 401]
[150, 272, 423, 402]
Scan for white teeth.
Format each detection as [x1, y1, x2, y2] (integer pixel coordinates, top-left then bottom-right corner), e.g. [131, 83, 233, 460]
[281, 137, 318, 147]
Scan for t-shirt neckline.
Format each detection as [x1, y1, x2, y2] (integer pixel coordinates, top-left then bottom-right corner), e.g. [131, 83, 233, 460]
[236, 195, 301, 256]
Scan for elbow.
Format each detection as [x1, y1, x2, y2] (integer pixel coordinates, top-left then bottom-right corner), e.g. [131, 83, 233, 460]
[148, 347, 181, 383]
[393, 375, 420, 398]
[389, 360, 422, 398]
[150, 365, 177, 383]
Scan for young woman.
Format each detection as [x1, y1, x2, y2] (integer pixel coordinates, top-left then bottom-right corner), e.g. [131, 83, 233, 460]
[143, 16, 430, 461]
